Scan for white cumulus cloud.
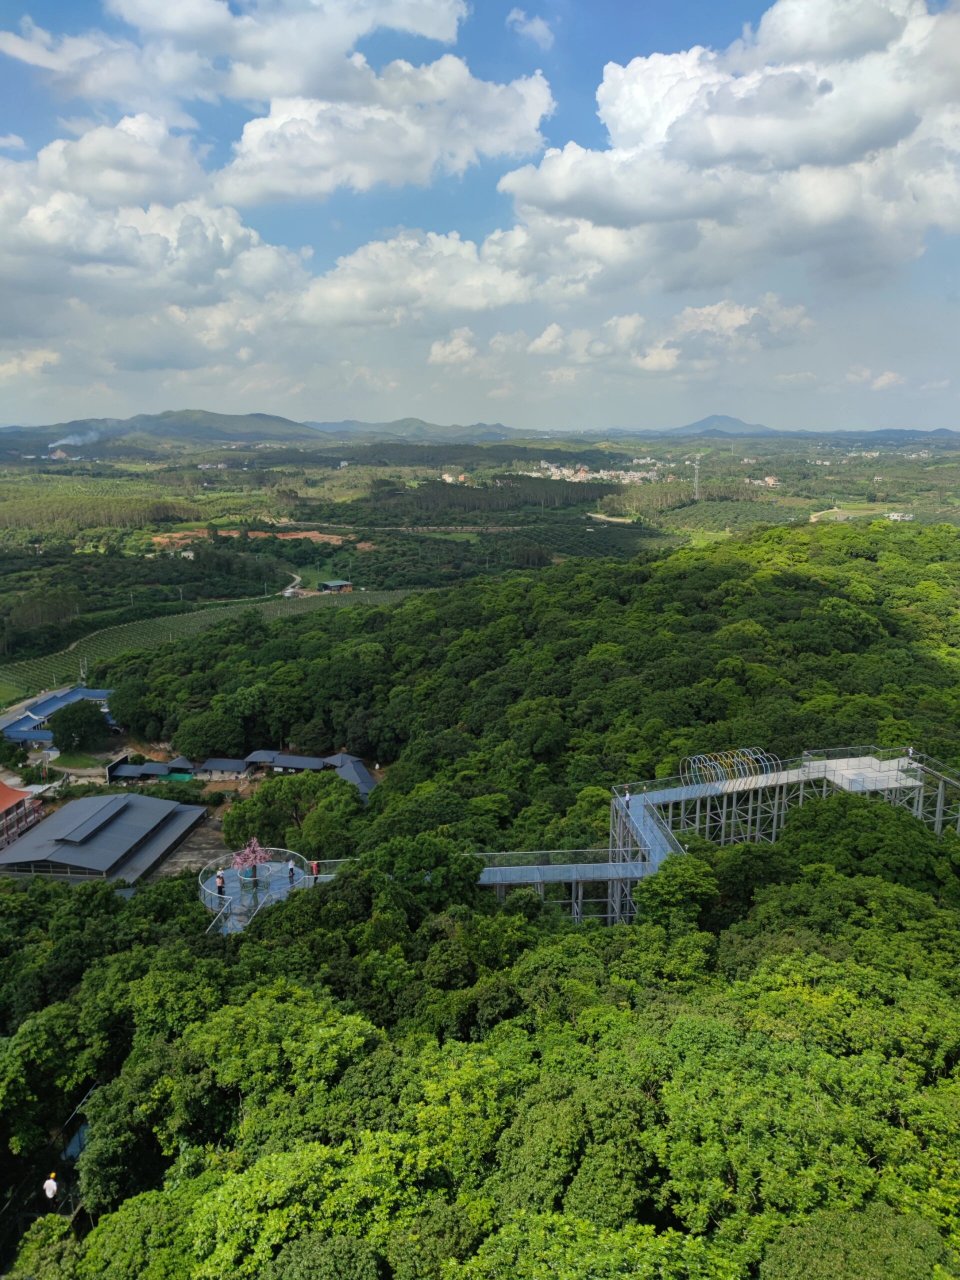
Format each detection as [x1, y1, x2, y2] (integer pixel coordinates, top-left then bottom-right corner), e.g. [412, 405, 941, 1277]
[0, 2, 470, 111]
[0, 347, 60, 381]
[499, 0, 960, 285]
[506, 9, 555, 51]
[299, 230, 532, 327]
[527, 323, 566, 354]
[217, 59, 553, 203]
[37, 115, 205, 207]
[428, 327, 477, 365]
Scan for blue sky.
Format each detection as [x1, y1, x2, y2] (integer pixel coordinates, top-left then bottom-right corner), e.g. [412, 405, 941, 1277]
[0, 0, 958, 429]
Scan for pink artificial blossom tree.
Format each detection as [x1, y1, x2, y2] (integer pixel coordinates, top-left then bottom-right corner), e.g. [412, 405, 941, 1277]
[232, 837, 271, 872]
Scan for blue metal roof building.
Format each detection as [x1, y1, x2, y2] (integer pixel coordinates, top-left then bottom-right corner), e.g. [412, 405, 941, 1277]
[0, 686, 113, 746]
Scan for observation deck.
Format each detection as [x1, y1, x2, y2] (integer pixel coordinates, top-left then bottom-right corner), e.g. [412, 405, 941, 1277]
[198, 851, 348, 934]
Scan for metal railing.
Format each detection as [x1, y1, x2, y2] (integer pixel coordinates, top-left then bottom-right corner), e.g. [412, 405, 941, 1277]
[197, 851, 356, 931]
[205, 897, 232, 934]
[473, 848, 608, 868]
[612, 746, 921, 806]
[800, 744, 916, 768]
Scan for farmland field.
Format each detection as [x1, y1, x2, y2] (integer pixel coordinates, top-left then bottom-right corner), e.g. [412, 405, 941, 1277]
[0, 589, 412, 704]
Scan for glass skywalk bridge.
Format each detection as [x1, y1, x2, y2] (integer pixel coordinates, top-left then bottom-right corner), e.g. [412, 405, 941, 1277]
[199, 747, 960, 930]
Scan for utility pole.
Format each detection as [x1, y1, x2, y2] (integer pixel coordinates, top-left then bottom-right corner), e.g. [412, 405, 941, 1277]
[693, 453, 702, 502]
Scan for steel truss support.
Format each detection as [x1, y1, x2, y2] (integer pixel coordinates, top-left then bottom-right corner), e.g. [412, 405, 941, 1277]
[482, 749, 960, 930]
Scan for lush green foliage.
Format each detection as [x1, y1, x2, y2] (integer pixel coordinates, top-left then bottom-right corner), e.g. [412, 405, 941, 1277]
[99, 521, 960, 779]
[48, 701, 108, 752]
[2, 522, 960, 1278]
[0, 590, 412, 700]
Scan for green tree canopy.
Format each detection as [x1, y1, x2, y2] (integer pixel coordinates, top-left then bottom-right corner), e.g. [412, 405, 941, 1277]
[49, 699, 108, 751]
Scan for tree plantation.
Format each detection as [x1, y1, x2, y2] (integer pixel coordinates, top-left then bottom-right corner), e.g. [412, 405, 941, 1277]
[3, 520, 960, 1278]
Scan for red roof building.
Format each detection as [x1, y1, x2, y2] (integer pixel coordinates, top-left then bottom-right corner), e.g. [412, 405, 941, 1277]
[0, 781, 42, 851]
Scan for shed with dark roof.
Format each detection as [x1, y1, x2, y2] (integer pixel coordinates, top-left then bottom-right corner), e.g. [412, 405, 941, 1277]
[242, 747, 376, 798]
[195, 758, 250, 778]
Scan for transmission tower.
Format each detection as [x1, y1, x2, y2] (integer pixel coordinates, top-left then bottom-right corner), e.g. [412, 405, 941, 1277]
[693, 453, 702, 502]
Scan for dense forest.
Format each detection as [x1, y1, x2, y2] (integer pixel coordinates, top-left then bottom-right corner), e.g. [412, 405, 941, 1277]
[105, 520, 960, 773]
[294, 475, 619, 525]
[317, 522, 659, 590]
[3, 520, 960, 1278]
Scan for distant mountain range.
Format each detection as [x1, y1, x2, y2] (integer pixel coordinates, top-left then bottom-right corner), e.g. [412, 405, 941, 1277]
[304, 417, 520, 442]
[0, 409, 529, 452]
[0, 408, 957, 452]
[666, 415, 778, 437]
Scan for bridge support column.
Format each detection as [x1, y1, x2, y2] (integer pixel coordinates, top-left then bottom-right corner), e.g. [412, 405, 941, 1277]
[935, 780, 945, 835]
[572, 880, 583, 924]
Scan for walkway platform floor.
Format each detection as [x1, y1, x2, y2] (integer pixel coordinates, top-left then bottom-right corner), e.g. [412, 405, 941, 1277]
[634, 754, 917, 813]
[200, 862, 333, 933]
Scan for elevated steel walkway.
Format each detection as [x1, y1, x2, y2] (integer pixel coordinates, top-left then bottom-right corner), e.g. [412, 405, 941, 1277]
[198, 747, 960, 930]
[483, 747, 960, 923]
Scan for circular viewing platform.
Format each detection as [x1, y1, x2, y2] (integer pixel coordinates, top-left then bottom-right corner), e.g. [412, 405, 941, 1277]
[199, 848, 311, 931]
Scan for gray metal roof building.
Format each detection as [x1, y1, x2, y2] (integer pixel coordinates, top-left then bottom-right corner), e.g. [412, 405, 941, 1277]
[196, 758, 250, 775]
[110, 762, 172, 780]
[244, 749, 376, 798]
[0, 793, 205, 882]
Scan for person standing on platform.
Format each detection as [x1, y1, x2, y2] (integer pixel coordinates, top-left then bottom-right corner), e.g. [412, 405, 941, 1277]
[310, 859, 319, 884]
[288, 858, 295, 885]
[42, 1173, 58, 1210]
[215, 869, 226, 896]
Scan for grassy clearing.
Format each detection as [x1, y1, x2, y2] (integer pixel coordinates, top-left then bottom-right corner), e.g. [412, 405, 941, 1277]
[53, 752, 104, 769]
[682, 529, 731, 547]
[0, 679, 24, 706]
[809, 503, 902, 522]
[0, 588, 414, 705]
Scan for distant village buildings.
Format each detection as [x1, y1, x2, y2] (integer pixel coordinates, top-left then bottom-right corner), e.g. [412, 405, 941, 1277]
[528, 461, 660, 484]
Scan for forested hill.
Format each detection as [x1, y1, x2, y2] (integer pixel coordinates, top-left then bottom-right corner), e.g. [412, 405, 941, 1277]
[5, 521, 960, 1280]
[105, 520, 960, 783]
